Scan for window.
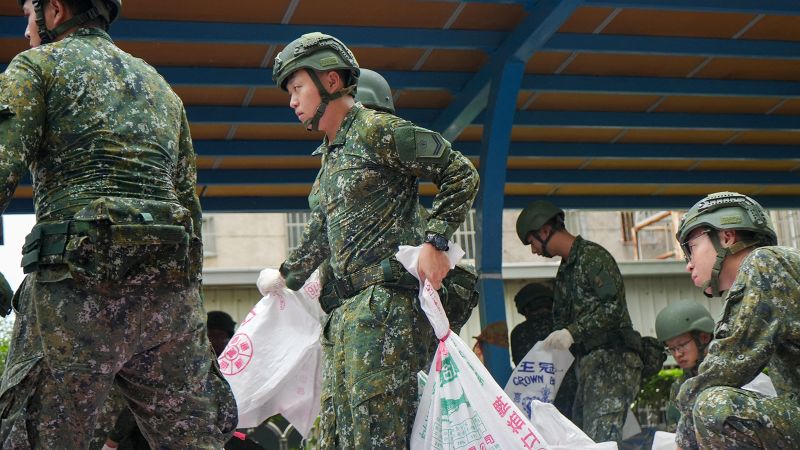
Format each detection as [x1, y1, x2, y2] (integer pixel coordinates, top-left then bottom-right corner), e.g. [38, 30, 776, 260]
[451, 209, 477, 262]
[286, 211, 311, 252]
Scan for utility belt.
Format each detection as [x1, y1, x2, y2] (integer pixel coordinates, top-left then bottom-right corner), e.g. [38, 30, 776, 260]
[318, 258, 480, 334]
[319, 258, 416, 314]
[21, 196, 201, 292]
[573, 326, 642, 358]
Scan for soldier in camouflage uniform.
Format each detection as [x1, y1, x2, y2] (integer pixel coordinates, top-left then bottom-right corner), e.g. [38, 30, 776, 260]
[257, 33, 479, 448]
[510, 282, 577, 420]
[674, 192, 800, 449]
[654, 299, 714, 432]
[516, 200, 643, 443]
[0, 1, 237, 448]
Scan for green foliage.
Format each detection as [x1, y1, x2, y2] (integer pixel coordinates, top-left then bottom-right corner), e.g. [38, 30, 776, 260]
[634, 368, 683, 411]
[0, 315, 13, 376]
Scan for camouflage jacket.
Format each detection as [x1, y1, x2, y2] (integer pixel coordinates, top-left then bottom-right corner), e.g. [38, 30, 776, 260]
[510, 317, 554, 366]
[0, 28, 201, 236]
[281, 104, 478, 289]
[675, 246, 800, 445]
[553, 236, 635, 348]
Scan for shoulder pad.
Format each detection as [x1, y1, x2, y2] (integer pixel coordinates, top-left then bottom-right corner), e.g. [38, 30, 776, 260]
[394, 126, 451, 165]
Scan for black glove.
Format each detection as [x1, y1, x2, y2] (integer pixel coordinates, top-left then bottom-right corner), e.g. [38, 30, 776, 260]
[0, 273, 12, 317]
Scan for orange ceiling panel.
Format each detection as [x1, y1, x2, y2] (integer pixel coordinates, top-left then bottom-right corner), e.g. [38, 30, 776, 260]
[559, 6, 617, 33]
[0, 38, 26, 60]
[351, 48, 427, 71]
[0, 4, 17, 14]
[215, 157, 321, 170]
[583, 159, 696, 171]
[452, 3, 526, 31]
[505, 184, 557, 196]
[174, 87, 249, 106]
[122, 0, 291, 23]
[233, 124, 324, 141]
[290, 0, 455, 28]
[394, 90, 453, 109]
[617, 129, 737, 144]
[196, 157, 217, 169]
[563, 53, 707, 78]
[654, 95, 783, 114]
[189, 125, 233, 140]
[694, 58, 800, 81]
[511, 127, 624, 142]
[527, 92, 660, 112]
[202, 185, 311, 197]
[741, 16, 800, 41]
[692, 160, 798, 171]
[249, 88, 291, 107]
[507, 158, 587, 170]
[772, 99, 800, 115]
[525, 51, 572, 74]
[12, 186, 32, 198]
[419, 49, 488, 72]
[117, 42, 269, 68]
[659, 185, 760, 195]
[601, 9, 757, 39]
[734, 131, 800, 145]
[757, 186, 800, 195]
[555, 184, 661, 196]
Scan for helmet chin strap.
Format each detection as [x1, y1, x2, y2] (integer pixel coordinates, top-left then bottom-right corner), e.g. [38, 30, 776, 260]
[303, 68, 355, 132]
[702, 232, 757, 298]
[532, 229, 555, 258]
[32, 0, 103, 44]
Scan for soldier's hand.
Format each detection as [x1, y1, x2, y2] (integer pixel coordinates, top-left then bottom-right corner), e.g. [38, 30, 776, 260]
[419, 243, 451, 290]
[257, 268, 286, 296]
[0, 272, 13, 317]
[542, 328, 573, 350]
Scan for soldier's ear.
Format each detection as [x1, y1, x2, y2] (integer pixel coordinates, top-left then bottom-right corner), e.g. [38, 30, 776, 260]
[720, 229, 737, 247]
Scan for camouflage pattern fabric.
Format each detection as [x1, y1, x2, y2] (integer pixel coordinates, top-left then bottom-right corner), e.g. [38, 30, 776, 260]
[552, 236, 642, 443]
[572, 349, 642, 442]
[665, 370, 691, 432]
[282, 103, 478, 448]
[675, 246, 800, 449]
[0, 27, 236, 448]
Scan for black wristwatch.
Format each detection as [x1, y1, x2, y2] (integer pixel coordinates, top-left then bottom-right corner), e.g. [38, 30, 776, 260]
[424, 232, 450, 251]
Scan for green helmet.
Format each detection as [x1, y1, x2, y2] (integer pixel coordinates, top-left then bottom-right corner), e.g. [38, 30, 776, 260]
[677, 192, 777, 297]
[272, 32, 359, 92]
[272, 32, 359, 131]
[22, 0, 121, 44]
[513, 282, 554, 315]
[655, 299, 714, 343]
[676, 191, 777, 246]
[515, 200, 564, 244]
[355, 68, 395, 114]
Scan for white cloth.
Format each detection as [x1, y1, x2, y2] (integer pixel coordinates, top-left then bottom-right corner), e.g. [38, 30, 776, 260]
[256, 267, 286, 296]
[542, 328, 574, 350]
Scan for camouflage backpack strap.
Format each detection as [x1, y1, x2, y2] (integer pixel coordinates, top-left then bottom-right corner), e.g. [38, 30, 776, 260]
[393, 126, 451, 166]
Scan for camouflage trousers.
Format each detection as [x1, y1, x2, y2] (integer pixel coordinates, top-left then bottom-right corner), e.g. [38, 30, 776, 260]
[690, 386, 800, 449]
[317, 285, 433, 449]
[0, 274, 237, 449]
[572, 348, 642, 443]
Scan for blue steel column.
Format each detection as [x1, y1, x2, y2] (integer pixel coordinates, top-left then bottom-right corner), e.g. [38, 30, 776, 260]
[475, 59, 525, 384]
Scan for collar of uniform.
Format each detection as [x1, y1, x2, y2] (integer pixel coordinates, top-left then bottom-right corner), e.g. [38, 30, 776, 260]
[311, 103, 361, 155]
[67, 27, 113, 43]
[562, 234, 585, 268]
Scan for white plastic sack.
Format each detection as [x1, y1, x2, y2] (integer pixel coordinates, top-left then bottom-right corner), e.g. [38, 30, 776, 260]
[218, 272, 325, 437]
[651, 431, 677, 450]
[742, 372, 777, 398]
[397, 245, 551, 450]
[529, 401, 617, 450]
[504, 341, 574, 418]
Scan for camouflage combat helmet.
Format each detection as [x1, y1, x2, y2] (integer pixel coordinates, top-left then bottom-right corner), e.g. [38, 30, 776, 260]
[513, 282, 554, 315]
[20, 0, 121, 44]
[515, 200, 564, 257]
[272, 32, 360, 131]
[677, 192, 777, 297]
[655, 299, 714, 343]
[355, 68, 394, 114]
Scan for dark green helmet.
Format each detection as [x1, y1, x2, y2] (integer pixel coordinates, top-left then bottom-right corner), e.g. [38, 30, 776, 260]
[515, 200, 564, 244]
[513, 282, 554, 315]
[272, 32, 360, 92]
[22, 0, 121, 44]
[655, 299, 714, 343]
[676, 191, 777, 246]
[355, 68, 394, 114]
